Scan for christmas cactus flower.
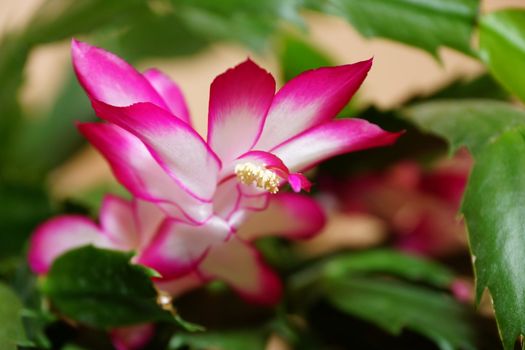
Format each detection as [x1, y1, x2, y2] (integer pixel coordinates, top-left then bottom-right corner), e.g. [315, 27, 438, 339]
[29, 39, 400, 307]
[323, 150, 472, 256]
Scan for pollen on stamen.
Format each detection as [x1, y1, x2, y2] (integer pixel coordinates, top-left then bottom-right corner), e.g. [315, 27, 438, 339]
[235, 162, 280, 194]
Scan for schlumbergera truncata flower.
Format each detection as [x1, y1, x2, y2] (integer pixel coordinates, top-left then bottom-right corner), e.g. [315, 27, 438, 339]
[28, 40, 401, 306]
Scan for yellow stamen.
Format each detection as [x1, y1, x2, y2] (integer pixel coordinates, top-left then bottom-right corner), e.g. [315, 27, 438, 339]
[235, 162, 280, 194]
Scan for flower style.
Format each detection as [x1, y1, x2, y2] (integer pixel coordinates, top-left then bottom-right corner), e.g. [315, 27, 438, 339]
[28, 40, 400, 307]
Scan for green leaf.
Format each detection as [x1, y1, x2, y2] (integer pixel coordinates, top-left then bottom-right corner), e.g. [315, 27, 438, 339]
[403, 100, 525, 348]
[313, 0, 478, 56]
[117, 11, 209, 60]
[290, 250, 455, 303]
[22, 0, 147, 45]
[462, 128, 525, 349]
[278, 35, 333, 82]
[479, 10, 525, 102]
[0, 36, 29, 168]
[172, 0, 303, 51]
[0, 183, 52, 260]
[323, 250, 454, 288]
[42, 246, 172, 328]
[7, 73, 94, 180]
[403, 99, 525, 155]
[0, 283, 30, 349]
[170, 329, 268, 350]
[324, 278, 476, 350]
[423, 74, 510, 102]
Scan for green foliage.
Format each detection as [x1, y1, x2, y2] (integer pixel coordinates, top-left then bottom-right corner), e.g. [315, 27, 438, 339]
[0, 183, 52, 260]
[324, 278, 476, 350]
[42, 246, 172, 328]
[171, 0, 303, 51]
[289, 250, 474, 349]
[279, 35, 333, 82]
[404, 100, 525, 349]
[0, 283, 31, 349]
[479, 10, 525, 102]
[403, 99, 525, 155]
[170, 329, 268, 350]
[311, 0, 478, 56]
[322, 250, 454, 288]
[7, 74, 94, 181]
[462, 128, 525, 350]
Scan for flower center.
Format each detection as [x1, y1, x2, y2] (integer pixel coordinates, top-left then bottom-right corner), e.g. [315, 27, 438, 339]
[234, 162, 280, 194]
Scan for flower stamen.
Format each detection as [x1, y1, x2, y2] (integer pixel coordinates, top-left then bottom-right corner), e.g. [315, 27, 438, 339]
[235, 162, 280, 194]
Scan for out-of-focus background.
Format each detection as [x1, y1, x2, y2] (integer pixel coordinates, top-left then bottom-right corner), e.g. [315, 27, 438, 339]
[1, 0, 522, 199]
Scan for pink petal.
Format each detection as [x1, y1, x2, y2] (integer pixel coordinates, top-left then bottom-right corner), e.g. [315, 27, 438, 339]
[100, 195, 138, 250]
[71, 39, 166, 108]
[133, 199, 166, 250]
[272, 119, 402, 172]
[28, 216, 111, 274]
[154, 272, 206, 297]
[111, 323, 155, 350]
[207, 59, 275, 164]
[136, 217, 230, 280]
[254, 59, 373, 150]
[288, 173, 312, 193]
[143, 68, 192, 125]
[237, 193, 326, 241]
[199, 237, 282, 305]
[213, 178, 242, 220]
[79, 123, 212, 223]
[91, 101, 221, 201]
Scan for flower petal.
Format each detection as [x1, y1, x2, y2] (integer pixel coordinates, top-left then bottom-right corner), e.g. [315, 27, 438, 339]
[199, 237, 282, 305]
[133, 199, 166, 250]
[272, 119, 402, 172]
[71, 39, 166, 108]
[100, 195, 138, 250]
[154, 272, 206, 297]
[91, 101, 221, 201]
[254, 59, 373, 150]
[28, 216, 111, 274]
[207, 59, 275, 164]
[78, 122, 212, 223]
[237, 193, 325, 241]
[136, 217, 230, 280]
[143, 68, 192, 125]
[110, 323, 155, 350]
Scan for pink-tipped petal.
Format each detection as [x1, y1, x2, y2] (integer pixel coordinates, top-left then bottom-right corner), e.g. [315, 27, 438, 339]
[288, 173, 312, 193]
[154, 272, 207, 298]
[272, 119, 402, 172]
[143, 68, 192, 125]
[133, 199, 166, 249]
[213, 178, 242, 220]
[237, 193, 326, 241]
[111, 323, 155, 350]
[199, 237, 282, 305]
[137, 217, 230, 280]
[79, 123, 212, 223]
[100, 195, 138, 250]
[254, 59, 373, 150]
[28, 216, 111, 274]
[207, 59, 275, 164]
[91, 101, 221, 201]
[71, 39, 166, 108]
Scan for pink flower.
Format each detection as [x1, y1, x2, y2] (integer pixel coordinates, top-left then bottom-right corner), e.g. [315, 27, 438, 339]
[326, 150, 472, 256]
[29, 40, 400, 306]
